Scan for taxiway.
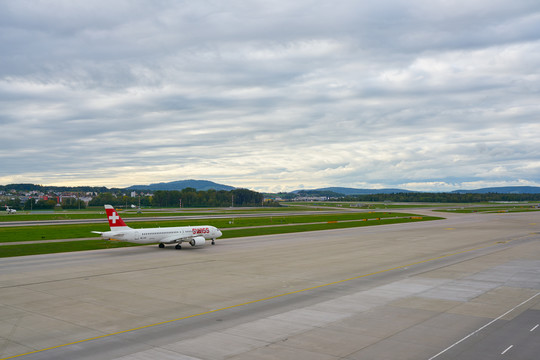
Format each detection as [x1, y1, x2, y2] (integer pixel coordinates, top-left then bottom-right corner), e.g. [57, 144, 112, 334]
[1, 210, 539, 359]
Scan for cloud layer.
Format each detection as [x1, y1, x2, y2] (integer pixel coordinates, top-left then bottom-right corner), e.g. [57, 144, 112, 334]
[1, 0, 539, 192]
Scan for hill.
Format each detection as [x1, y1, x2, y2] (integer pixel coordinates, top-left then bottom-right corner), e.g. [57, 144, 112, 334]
[293, 187, 414, 196]
[126, 179, 235, 192]
[293, 186, 540, 196]
[317, 187, 415, 195]
[452, 186, 540, 194]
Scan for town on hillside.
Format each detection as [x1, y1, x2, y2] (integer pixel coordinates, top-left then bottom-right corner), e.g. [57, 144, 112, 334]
[0, 185, 273, 210]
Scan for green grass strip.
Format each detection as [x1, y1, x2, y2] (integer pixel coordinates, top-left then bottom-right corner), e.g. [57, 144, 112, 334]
[435, 206, 540, 213]
[220, 217, 440, 238]
[0, 216, 442, 258]
[0, 206, 320, 222]
[0, 212, 422, 243]
[0, 240, 144, 258]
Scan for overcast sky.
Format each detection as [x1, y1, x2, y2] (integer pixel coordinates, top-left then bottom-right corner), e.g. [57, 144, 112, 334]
[1, 1, 539, 192]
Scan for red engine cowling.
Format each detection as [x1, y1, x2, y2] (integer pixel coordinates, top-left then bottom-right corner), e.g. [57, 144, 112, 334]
[190, 236, 206, 246]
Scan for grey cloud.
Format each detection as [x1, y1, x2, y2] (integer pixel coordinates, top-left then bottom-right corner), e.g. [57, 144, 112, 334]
[1, 1, 539, 190]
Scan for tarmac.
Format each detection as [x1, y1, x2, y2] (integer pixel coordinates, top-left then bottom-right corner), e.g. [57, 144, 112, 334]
[0, 210, 539, 359]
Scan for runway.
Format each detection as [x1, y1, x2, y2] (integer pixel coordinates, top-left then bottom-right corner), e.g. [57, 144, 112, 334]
[1, 211, 539, 359]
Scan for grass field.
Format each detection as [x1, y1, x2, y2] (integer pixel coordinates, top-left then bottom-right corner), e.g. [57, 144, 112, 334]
[0, 212, 424, 243]
[5, 202, 537, 259]
[0, 206, 319, 222]
[0, 210, 442, 257]
[0, 240, 144, 257]
[435, 205, 540, 213]
[284, 202, 448, 209]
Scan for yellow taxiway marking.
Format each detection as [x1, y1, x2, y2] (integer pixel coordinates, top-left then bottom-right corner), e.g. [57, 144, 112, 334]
[0, 241, 505, 360]
[445, 228, 455, 230]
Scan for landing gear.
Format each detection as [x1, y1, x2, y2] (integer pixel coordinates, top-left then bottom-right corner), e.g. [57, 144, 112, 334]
[211, 239, 215, 245]
[158, 243, 165, 248]
[175, 244, 182, 250]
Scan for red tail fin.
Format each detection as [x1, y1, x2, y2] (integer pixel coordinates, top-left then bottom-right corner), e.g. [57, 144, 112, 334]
[104, 205, 128, 228]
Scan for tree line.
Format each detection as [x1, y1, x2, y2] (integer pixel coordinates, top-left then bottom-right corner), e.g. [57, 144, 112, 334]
[1, 188, 272, 210]
[1, 197, 88, 210]
[89, 188, 268, 208]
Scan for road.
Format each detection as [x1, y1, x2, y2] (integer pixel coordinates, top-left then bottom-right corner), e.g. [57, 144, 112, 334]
[0, 210, 539, 359]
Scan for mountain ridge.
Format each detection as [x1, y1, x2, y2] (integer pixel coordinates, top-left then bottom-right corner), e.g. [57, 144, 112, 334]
[292, 186, 540, 196]
[2, 182, 540, 195]
[302, 187, 416, 195]
[450, 186, 540, 194]
[126, 179, 235, 191]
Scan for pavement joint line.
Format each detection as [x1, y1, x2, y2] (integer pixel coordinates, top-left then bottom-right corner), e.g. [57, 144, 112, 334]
[0, 241, 503, 360]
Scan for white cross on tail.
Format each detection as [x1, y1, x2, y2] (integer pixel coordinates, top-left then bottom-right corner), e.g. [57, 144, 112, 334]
[109, 212, 120, 224]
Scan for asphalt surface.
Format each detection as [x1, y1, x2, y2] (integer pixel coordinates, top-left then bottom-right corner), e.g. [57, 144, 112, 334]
[1, 210, 539, 359]
[431, 308, 540, 360]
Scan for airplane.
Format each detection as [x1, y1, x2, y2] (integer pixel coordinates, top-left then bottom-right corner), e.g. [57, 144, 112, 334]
[5, 206, 16, 214]
[92, 205, 222, 249]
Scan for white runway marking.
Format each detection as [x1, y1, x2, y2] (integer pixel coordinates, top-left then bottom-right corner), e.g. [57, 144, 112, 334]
[501, 345, 513, 355]
[531, 324, 539, 332]
[428, 292, 540, 359]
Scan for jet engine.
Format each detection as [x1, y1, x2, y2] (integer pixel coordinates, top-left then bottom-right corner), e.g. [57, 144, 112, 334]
[189, 236, 206, 246]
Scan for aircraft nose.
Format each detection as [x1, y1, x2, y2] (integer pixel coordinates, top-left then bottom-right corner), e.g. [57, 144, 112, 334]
[217, 229, 223, 237]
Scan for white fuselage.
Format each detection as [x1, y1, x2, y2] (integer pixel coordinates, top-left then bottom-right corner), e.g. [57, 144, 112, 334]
[101, 225, 222, 245]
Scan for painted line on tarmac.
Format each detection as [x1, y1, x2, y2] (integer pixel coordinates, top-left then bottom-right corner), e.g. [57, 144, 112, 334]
[428, 292, 540, 360]
[0, 241, 504, 360]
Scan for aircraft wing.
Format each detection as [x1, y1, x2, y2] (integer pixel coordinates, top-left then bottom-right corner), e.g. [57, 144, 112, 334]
[160, 235, 194, 244]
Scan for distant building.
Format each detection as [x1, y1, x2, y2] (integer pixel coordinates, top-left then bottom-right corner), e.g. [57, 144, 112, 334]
[295, 196, 329, 201]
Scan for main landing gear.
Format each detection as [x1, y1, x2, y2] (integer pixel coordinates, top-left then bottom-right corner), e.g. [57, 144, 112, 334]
[158, 243, 182, 249]
[157, 243, 182, 249]
[158, 240, 215, 249]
